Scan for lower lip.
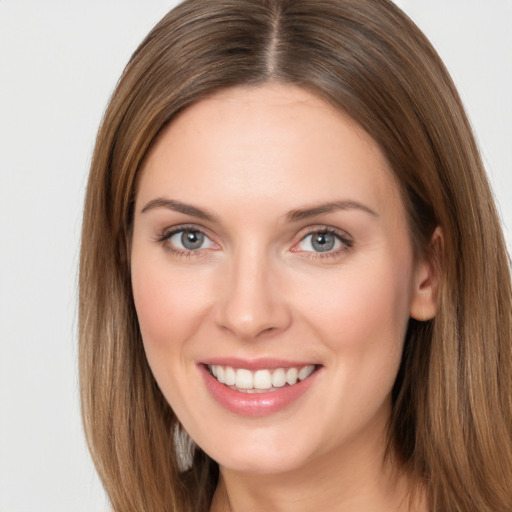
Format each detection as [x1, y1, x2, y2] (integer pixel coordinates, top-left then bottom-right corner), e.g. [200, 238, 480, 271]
[199, 364, 321, 417]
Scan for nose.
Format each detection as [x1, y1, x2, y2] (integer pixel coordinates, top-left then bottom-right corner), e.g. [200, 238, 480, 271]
[215, 246, 292, 340]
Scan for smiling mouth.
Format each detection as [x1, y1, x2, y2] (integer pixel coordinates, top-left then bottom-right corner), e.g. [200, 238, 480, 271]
[207, 364, 317, 393]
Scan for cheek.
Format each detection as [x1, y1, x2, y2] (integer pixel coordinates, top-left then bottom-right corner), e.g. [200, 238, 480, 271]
[131, 250, 212, 359]
[286, 257, 413, 446]
[324, 259, 409, 334]
[296, 255, 413, 374]
[130, 253, 217, 415]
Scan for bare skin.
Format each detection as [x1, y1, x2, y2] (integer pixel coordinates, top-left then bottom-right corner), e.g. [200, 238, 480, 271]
[131, 84, 437, 512]
[210, 430, 427, 512]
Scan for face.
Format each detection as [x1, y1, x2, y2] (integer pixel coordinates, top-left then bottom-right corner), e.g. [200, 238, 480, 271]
[131, 84, 436, 475]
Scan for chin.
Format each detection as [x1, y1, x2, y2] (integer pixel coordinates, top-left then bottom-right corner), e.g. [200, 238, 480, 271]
[192, 422, 322, 476]
[210, 447, 311, 475]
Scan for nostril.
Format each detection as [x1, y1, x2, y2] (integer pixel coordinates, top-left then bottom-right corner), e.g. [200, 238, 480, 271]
[217, 314, 286, 341]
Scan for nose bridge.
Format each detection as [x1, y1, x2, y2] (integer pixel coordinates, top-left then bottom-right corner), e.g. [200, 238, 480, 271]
[216, 240, 290, 339]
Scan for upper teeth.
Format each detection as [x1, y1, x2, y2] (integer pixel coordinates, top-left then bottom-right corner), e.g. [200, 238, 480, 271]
[208, 364, 315, 390]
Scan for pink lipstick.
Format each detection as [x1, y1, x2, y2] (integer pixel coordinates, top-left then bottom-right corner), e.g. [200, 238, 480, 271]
[198, 360, 321, 417]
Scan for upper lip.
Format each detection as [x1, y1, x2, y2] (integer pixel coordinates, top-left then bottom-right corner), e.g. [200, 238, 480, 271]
[200, 357, 320, 371]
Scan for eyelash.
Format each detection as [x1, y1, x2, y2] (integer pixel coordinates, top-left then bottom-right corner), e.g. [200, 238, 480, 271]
[156, 224, 217, 259]
[292, 227, 353, 261]
[156, 225, 353, 260]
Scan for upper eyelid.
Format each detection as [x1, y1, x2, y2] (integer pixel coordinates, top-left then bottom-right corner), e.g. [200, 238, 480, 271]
[158, 223, 214, 240]
[295, 225, 353, 242]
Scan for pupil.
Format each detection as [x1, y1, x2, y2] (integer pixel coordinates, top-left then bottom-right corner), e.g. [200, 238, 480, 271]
[181, 230, 204, 250]
[312, 232, 335, 252]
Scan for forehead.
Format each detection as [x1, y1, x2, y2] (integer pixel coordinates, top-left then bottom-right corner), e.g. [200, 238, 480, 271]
[137, 84, 404, 221]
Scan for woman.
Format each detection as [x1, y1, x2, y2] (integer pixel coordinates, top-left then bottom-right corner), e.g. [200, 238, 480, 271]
[79, 0, 512, 511]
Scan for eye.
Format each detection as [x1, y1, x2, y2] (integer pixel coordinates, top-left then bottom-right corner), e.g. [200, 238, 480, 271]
[298, 231, 340, 252]
[170, 229, 208, 250]
[160, 227, 218, 254]
[293, 228, 352, 256]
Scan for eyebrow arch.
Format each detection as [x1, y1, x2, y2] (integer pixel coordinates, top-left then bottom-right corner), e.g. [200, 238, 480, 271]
[285, 200, 378, 222]
[141, 198, 219, 222]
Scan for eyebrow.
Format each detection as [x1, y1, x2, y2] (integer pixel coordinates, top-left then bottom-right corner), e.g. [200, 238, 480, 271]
[285, 200, 378, 222]
[141, 198, 219, 222]
[140, 197, 378, 223]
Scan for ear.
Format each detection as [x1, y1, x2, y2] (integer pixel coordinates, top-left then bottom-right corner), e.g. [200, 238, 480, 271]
[410, 227, 443, 321]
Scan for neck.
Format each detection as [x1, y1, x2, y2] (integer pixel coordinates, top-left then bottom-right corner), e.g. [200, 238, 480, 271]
[210, 431, 427, 512]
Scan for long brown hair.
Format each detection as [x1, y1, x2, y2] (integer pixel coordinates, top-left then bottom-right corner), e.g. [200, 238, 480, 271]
[79, 1, 512, 510]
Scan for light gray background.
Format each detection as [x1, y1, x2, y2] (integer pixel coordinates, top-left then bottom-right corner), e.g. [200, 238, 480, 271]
[0, 1, 510, 511]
